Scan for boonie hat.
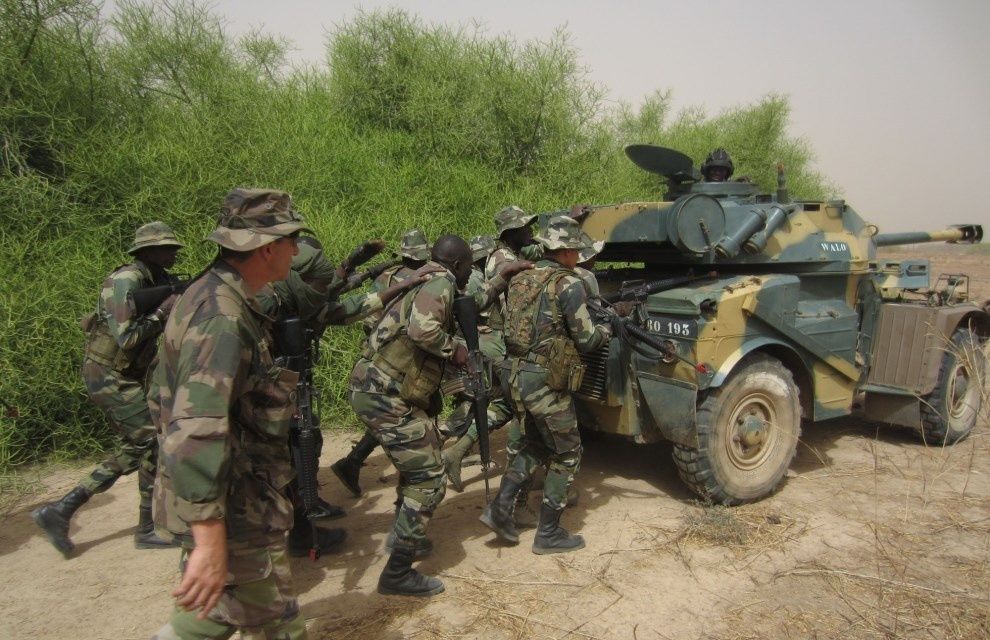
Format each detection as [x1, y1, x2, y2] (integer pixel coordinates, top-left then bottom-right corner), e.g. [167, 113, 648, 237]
[469, 235, 495, 262]
[399, 228, 431, 261]
[127, 221, 183, 255]
[208, 188, 311, 251]
[534, 215, 586, 251]
[494, 205, 537, 237]
[577, 233, 604, 264]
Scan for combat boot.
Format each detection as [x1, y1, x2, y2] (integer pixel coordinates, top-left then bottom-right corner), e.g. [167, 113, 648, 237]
[309, 497, 346, 520]
[384, 530, 434, 558]
[377, 545, 444, 597]
[479, 475, 524, 543]
[134, 506, 179, 549]
[331, 432, 378, 498]
[288, 524, 347, 557]
[532, 504, 585, 555]
[32, 486, 91, 557]
[513, 490, 538, 529]
[442, 433, 477, 492]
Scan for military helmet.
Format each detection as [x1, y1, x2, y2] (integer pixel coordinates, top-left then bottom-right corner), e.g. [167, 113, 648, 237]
[494, 205, 537, 238]
[399, 228, 430, 261]
[700, 148, 734, 179]
[534, 215, 586, 251]
[577, 232, 604, 264]
[469, 234, 495, 262]
[127, 221, 183, 255]
[208, 188, 312, 251]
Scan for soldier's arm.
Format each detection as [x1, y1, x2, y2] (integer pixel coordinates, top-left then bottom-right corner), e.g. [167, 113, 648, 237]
[468, 269, 507, 311]
[159, 313, 242, 525]
[105, 269, 164, 350]
[558, 276, 611, 353]
[406, 276, 461, 358]
[318, 290, 384, 326]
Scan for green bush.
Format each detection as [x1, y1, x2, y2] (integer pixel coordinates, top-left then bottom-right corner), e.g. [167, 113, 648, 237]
[0, 0, 830, 472]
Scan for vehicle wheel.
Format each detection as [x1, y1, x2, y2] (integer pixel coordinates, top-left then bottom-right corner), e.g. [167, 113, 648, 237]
[919, 328, 985, 445]
[672, 355, 800, 505]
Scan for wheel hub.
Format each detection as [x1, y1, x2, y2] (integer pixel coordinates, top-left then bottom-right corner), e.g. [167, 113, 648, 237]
[726, 393, 778, 470]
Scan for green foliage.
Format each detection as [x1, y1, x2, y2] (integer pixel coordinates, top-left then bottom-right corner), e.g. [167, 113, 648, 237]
[0, 0, 830, 471]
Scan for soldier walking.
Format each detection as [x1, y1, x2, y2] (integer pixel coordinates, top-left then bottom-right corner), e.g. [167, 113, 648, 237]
[481, 215, 627, 554]
[33, 221, 183, 556]
[150, 189, 310, 639]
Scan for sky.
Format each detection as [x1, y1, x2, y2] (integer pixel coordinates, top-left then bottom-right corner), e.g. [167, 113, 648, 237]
[193, 0, 989, 233]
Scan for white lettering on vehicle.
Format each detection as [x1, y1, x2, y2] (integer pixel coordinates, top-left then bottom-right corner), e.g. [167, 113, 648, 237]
[820, 242, 849, 252]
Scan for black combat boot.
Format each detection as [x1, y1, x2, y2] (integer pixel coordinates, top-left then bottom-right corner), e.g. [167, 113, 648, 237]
[331, 432, 378, 498]
[134, 506, 179, 549]
[309, 497, 346, 520]
[384, 530, 434, 558]
[377, 545, 444, 596]
[479, 474, 524, 543]
[32, 486, 92, 557]
[532, 503, 585, 555]
[288, 509, 347, 557]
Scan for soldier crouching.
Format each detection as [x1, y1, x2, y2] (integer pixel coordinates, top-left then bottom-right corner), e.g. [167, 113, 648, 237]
[149, 189, 310, 639]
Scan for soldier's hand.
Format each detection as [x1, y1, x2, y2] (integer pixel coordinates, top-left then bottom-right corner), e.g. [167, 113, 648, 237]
[452, 344, 469, 368]
[496, 260, 534, 280]
[174, 520, 228, 619]
[611, 300, 639, 317]
[155, 294, 180, 320]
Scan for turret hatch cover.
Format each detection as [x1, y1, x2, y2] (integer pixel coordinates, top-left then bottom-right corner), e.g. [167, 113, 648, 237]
[667, 194, 725, 255]
[624, 145, 698, 182]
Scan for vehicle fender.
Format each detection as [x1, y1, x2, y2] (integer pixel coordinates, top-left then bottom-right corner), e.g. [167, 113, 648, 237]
[709, 336, 807, 388]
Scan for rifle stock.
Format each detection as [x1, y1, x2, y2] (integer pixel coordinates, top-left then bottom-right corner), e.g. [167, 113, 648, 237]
[127, 276, 190, 316]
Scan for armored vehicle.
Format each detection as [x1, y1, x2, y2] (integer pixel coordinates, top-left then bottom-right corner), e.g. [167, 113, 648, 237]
[574, 145, 989, 505]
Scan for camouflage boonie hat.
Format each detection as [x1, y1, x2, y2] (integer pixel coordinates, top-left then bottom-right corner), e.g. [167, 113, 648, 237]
[494, 205, 537, 237]
[469, 235, 495, 262]
[208, 188, 312, 251]
[577, 233, 604, 264]
[127, 221, 183, 255]
[399, 228, 430, 261]
[535, 215, 586, 251]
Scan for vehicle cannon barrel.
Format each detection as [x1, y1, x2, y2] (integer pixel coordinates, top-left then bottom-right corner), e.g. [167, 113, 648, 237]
[874, 224, 983, 247]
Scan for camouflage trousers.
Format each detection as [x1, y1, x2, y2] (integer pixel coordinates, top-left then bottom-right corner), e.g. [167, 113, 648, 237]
[502, 361, 583, 511]
[153, 541, 306, 640]
[351, 389, 446, 546]
[79, 360, 157, 509]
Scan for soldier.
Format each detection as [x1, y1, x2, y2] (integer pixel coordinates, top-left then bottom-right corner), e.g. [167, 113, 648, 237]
[330, 228, 431, 498]
[258, 235, 424, 558]
[33, 221, 183, 556]
[700, 148, 734, 182]
[149, 189, 309, 638]
[350, 235, 529, 596]
[480, 215, 628, 554]
[442, 233, 517, 491]
[574, 236, 604, 297]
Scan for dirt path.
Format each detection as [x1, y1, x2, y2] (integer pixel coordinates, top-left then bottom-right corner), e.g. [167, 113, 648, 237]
[1, 249, 988, 639]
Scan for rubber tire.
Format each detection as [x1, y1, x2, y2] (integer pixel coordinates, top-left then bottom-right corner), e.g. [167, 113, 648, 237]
[673, 355, 800, 505]
[919, 328, 985, 446]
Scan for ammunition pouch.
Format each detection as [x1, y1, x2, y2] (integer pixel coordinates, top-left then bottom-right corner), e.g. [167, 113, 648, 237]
[83, 323, 129, 371]
[372, 336, 445, 413]
[538, 336, 585, 392]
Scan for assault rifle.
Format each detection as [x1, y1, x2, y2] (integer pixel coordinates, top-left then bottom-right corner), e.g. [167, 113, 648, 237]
[452, 295, 491, 502]
[602, 271, 717, 304]
[127, 275, 191, 317]
[272, 316, 324, 561]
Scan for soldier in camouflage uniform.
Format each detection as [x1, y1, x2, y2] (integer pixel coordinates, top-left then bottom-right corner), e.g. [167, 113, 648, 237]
[350, 235, 530, 596]
[331, 228, 431, 498]
[574, 237, 604, 298]
[441, 234, 518, 491]
[32, 221, 184, 557]
[481, 215, 629, 554]
[150, 189, 310, 639]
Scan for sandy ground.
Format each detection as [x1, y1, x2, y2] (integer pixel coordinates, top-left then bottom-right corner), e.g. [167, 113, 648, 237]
[1, 250, 988, 640]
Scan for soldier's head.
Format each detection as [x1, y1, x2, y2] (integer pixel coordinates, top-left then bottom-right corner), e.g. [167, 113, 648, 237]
[535, 215, 585, 269]
[399, 228, 430, 268]
[469, 234, 495, 267]
[494, 205, 536, 252]
[701, 148, 734, 182]
[432, 234, 473, 289]
[209, 188, 311, 290]
[128, 221, 183, 270]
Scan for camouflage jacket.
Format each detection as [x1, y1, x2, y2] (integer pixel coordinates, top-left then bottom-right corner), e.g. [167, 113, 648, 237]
[573, 266, 600, 298]
[150, 261, 297, 545]
[258, 269, 382, 329]
[83, 259, 172, 377]
[351, 262, 464, 395]
[361, 264, 419, 335]
[505, 259, 611, 357]
[484, 242, 542, 332]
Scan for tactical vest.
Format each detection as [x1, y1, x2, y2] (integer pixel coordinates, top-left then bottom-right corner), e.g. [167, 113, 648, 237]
[81, 264, 160, 375]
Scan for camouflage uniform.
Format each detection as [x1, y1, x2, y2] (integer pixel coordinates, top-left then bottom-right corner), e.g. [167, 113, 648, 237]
[481, 216, 611, 553]
[150, 189, 310, 639]
[32, 221, 183, 556]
